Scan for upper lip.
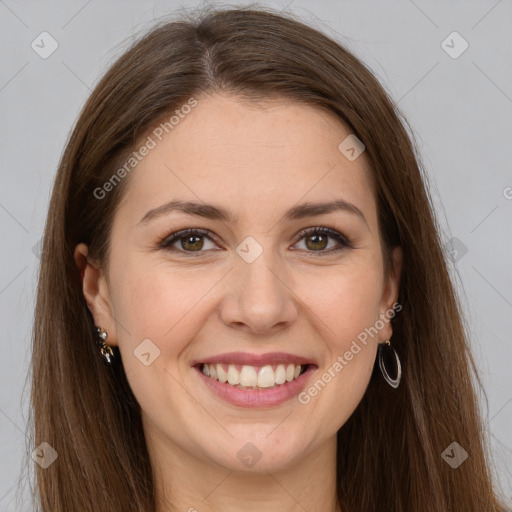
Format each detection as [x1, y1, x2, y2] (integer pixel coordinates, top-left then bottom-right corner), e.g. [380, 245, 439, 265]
[191, 351, 316, 367]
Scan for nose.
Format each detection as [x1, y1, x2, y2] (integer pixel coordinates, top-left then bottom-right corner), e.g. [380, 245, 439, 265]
[219, 248, 298, 335]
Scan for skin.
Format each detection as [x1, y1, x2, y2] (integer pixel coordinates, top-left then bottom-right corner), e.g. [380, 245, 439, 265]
[75, 92, 402, 512]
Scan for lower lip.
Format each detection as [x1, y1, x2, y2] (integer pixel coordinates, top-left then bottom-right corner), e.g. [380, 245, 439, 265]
[194, 365, 317, 408]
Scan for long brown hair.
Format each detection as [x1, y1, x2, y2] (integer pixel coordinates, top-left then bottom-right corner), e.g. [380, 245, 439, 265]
[26, 5, 508, 511]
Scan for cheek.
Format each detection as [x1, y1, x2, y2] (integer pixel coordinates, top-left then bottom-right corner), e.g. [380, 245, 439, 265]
[110, 261, 208, 429]
[112, 258, 214, 345]
[296, 261, 383, 347]
[297, 269, 380, 432]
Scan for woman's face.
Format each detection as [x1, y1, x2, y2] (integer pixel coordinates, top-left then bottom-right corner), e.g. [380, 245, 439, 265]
[76, 93, 401, 473]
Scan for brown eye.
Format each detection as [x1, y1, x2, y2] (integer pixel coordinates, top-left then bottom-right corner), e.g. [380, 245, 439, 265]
[160, 229, 218, 255]
[305, 232, 329, 251]
[179, 234, 205, 251]
[293, 227, 350, 256]
[159, 226, 351, 257]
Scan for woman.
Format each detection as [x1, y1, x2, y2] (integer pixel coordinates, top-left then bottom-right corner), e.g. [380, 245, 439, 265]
[29, 6, 508, 511]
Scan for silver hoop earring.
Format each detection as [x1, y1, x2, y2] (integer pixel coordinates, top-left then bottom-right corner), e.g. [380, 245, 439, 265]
[378, 339, 401, 389]
[95, 326, 114, 365]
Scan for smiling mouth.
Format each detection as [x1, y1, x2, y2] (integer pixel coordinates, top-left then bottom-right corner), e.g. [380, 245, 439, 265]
[196, 362, 310, 390]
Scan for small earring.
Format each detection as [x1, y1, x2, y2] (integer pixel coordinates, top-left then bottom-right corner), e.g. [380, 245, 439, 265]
[95, 327, 114, 365]
[378, 339, 401, 389]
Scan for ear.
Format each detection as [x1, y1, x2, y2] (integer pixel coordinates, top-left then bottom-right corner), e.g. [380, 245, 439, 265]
[378, 246, 403, 343]
[74, 243, 118, 346]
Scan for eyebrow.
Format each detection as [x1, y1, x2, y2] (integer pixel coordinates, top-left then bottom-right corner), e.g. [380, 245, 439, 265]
[137, 199, 368, 228]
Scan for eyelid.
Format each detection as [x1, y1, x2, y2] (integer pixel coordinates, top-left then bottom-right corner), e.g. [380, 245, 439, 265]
[293, 226, 351, 246]
[159, 226, 351, 255]
[159, 228, 219, 249]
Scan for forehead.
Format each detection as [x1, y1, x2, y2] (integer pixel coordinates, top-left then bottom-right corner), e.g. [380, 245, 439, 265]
[116, 93, 376, 228]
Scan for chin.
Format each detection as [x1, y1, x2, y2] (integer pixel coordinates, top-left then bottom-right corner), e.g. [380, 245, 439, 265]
[200, 430, 308, 472]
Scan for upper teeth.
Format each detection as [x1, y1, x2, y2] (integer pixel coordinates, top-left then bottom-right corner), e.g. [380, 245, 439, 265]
[202, 363, 303, 389]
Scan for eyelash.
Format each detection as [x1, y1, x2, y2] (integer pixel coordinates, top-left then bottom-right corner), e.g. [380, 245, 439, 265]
[158, 226, 351, 257]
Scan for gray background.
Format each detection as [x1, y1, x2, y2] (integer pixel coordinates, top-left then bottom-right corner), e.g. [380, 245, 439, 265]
[1, 0, 511, 509]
